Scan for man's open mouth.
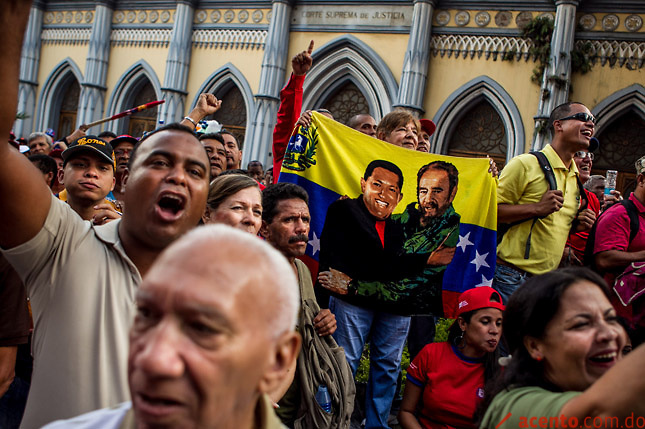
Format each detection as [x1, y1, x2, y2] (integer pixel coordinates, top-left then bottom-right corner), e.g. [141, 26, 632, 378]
[156, 193, 186, 219]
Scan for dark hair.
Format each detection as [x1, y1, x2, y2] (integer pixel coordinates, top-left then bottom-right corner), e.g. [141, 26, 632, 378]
[547, 102, 584, 136]
[206, 174, 260, 212]
[417, 161, 459, 196]
[477, 267, 611, 423]
[447, 308, 502, 383]
[219, 169, 248, 177]
[219, 129, 242, 150]
[199, 133, 225, 144]
[363, 159, 404, 190]
[127, 123, 200, 171]
[29, 154, 57, 188]
[98, 131, 117, 139]
[247, 160, 263, 170]
[262, 183, 309, 224]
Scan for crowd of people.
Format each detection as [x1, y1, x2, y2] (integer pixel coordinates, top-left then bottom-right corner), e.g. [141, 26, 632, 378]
[1, 2, 644, 429]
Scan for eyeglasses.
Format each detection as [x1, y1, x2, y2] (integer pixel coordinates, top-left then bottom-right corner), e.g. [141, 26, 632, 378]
[574, 151, 594, 160]
[557, 112, 596, 124]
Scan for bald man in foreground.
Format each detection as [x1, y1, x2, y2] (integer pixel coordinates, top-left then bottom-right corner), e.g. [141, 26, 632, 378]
[45, 225, 301, 429]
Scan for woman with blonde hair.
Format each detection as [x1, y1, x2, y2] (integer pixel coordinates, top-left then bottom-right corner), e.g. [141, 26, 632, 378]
[202, 173, 262, 235]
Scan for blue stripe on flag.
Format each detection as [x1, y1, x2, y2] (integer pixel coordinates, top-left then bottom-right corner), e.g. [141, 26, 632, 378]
[278, 172, 341, 261]
[443, 223, 497, 293]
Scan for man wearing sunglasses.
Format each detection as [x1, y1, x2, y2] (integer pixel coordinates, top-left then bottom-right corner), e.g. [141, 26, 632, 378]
[564, 142, 602, 265]
[493, 102, 597, 302]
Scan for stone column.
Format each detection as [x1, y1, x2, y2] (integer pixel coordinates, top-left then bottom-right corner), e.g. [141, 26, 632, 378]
[159, 1, 195, 124]
[77, 2, 113, 130]
[532, 0, 579, 150]
[393, 0, 435, 116]
[244, 0, 292, 167]
[15, 3, 44, 137]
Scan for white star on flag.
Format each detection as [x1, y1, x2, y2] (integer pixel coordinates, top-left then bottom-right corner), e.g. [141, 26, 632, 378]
[308, 231, 320, 256]
[456, 232, 474, 252]
[475, 275, 493, 287]
[470, 250, 490, 272]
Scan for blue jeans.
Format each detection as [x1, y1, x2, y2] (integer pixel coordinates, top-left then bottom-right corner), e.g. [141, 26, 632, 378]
[492, 263, 529, 304]
[0, 376, 29, 428]
[329, 296, 410, 429]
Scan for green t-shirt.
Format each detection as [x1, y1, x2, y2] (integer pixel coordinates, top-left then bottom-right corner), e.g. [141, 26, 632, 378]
[480, 386, 580, 429]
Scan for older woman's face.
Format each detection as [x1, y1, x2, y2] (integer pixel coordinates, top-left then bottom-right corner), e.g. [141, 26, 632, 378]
[534, 281, 626, 391]
[206, 187, 262, 235]
[383, 120, 418, 150]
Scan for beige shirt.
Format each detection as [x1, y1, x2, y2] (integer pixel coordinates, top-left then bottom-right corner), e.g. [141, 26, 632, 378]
[3, 195, 140, 428]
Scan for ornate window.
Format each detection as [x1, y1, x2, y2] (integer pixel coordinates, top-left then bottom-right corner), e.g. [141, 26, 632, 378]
[127, 81, 159, 137]
[321, 81, 369, 126]
[57, 80, 80, 138]
[447, 101, 507, 168]
[208, 84, 247, 148]
[594, 111, 645, 195]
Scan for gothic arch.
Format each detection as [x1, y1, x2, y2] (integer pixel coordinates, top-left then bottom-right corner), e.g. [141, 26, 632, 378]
[432, 76, 525, 162]
[37, 58, 83, 132]
[591, 84, 645, 195]
[191, 63, 255, 133]
[303, 35, 398, 121]
[106, 60, 162, 134]
[592, 84, 645, 135]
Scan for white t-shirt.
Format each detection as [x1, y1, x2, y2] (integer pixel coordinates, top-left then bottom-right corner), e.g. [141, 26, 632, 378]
[43, 402, 132, 429]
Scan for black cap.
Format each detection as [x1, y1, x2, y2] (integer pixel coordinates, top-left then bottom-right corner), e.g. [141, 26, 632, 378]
[110, 134, 138, 150]
[62, 136, 115, 170]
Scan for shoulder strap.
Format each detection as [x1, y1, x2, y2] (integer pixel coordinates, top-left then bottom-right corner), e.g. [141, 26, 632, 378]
[576, 177, 588, 211]
[530, 151, 557, 191]
[497, 152, 556, 251]
[622, 199, 640, 243]
[584, 199, 641, 267]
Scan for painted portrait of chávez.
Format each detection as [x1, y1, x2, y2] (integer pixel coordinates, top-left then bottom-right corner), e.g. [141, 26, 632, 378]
[319, 160, 461, 315]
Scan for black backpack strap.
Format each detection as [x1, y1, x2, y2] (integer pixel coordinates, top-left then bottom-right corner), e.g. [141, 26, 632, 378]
[583, 199, 641, 268]
[622, 199, 640, 243]
[576, 176, 588, 211]
[530, 151, 557, 191]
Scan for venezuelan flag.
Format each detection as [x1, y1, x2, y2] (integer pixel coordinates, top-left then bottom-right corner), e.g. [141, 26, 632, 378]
[278, 113, 497, 318]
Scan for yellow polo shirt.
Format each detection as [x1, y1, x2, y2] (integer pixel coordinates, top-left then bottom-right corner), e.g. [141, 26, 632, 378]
[497, 144, 581, 275]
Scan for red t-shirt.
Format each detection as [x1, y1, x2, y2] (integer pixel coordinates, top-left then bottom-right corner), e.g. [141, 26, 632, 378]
[566, 189, 600, 261]
[406, 342, 485, 429]
[594, 193, 645, 284]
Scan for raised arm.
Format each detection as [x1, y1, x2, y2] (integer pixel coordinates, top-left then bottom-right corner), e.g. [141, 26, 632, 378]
[0, 1, 52, 249]
[272, 40, 314, 183]
[181, 93, 222, 130]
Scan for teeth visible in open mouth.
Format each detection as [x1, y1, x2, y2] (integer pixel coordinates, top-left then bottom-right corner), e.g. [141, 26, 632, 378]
[582, 130, 592, 136]
[590, 352, 616, 362]
[376, 200, 388, 207]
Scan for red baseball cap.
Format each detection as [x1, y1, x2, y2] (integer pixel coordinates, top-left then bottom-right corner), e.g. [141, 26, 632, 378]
[420, 119, 436, 137]
[456, 286, 505, 317]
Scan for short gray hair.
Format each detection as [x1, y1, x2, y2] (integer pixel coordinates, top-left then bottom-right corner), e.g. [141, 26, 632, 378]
[28, 132, 52, 146]
[156, 224, 300, 334]
[584, 174, 605, 191]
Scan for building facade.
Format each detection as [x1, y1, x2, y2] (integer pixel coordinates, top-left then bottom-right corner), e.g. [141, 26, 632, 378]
[16, 0, 645, 192]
